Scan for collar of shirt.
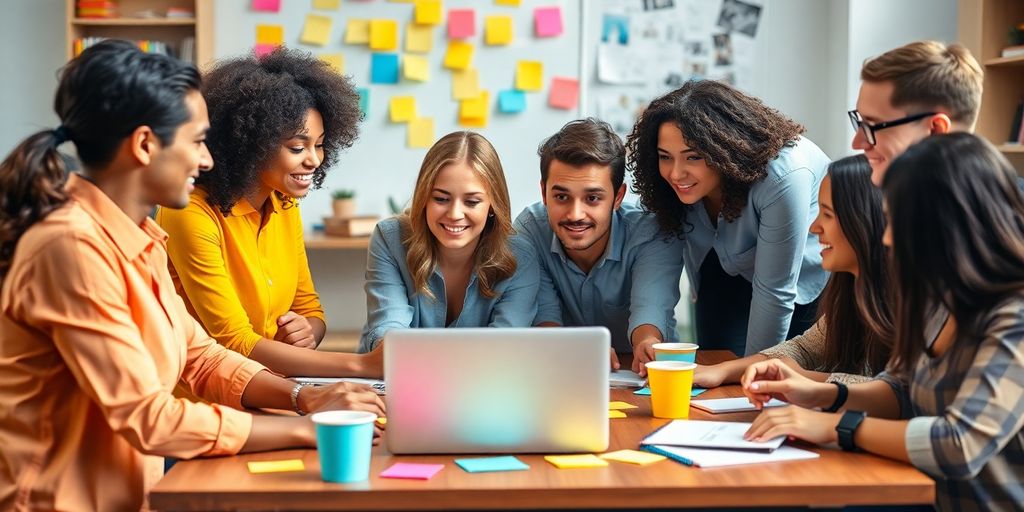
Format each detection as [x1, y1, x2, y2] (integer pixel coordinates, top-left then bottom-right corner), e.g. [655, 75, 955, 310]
[547, 207, 625, 271]
[229, 191, 286, 218]
[65, 173, 167, 262]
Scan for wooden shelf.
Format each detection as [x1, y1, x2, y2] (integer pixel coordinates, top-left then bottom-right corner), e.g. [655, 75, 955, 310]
[305, 232, 371, 250]
[984, 54, 1024, 66]
[72, 18, 196, 26]
[998, 144, 1024, 154]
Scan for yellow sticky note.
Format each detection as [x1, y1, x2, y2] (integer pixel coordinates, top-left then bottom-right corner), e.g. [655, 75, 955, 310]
[408, 117, 435, 148]
[376, 417, 387, 425]
[544, 454, 608, 469]
[516, 60, 543, 91]
[300, 14, 333, 46]
[256, 24, 284, 45]
[608, 401, 638, 410]
[247, 459, 305, 474]
[599, 450, 666, 466]
[414, 0, 442, 25]
[390, 96, 417, 122]
[319, 53, 344, 74]
[443, 41, 474, 70]
[459, 90, 488, 120]
[406, 24, 433, 53]
[451, 69, 479, 100]
[369, 19, 399, 51]
[345, 19, 370, 44]
[403, 54, 430, 82]
[608, 410, 627, 419]
[495, 0, 521, 5]
[484, 15, 513, 45]
[312, 0, 340, 9]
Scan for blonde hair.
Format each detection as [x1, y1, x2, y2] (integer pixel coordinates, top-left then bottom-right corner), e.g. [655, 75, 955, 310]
[400, 131, 517, 300]
[860, 41, 983, 128]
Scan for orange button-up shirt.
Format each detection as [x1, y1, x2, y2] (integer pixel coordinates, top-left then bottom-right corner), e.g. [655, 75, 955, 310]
[0, 174, 267, 512]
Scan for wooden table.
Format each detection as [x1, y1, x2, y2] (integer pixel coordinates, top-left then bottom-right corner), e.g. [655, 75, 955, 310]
[150, 351, 934, 511]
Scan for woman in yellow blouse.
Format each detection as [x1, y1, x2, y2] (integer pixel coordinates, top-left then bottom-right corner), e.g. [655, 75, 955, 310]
[157, 47, 378, 377]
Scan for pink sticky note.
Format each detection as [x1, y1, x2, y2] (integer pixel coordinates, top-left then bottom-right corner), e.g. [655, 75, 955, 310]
[534, 6, 563, 37]
[549, 77, 579, 110]
[254, 43, 277, 58]
[252, 0, 281, 12]
[448, 9, 476, 39]
[380, 462, 445, 480]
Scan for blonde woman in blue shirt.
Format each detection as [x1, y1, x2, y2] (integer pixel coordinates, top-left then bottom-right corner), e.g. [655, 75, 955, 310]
[358, 132, 539, 352]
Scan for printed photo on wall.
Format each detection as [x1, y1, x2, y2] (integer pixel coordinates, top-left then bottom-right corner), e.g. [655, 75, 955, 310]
[717, 0, 763, 38]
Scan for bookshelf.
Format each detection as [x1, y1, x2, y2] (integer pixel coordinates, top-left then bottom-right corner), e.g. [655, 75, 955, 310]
[959, 0, 1024, 174]
[65, 0, 214, 67]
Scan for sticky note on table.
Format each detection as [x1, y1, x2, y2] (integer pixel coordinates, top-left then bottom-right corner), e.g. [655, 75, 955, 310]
[319, 53, 344, 74]
[254, 43, 277, 58]
[549, 77, 579, 110]
[633, 387, 708, 397]
[455, 456, 529, 473]
[371, 53, 400, 84]
[357, 87, 370, 116]
[300, 15, 333, 46]
[459, 90, 489, 121]
[448, 9, 476, 38]
[380, 462, 445, 480]
[443, 41, 474, 70]
[252, 0, 281, 12]
[247, 459, 304, 474]
[408, 117, 434, 148]
[345, 19, 371, 44]
[389, 96, 417, 122]
[608, 401, 638, 410]
[403, 54, 430, 82]
[495, 0, 520, 5]
[498, 90, 526, 113]
[256, 24, 284, 45]
[312, 0, 340, 9]
[485, 15, 513, 45]
[608, 410, 627, 419]
[406, 24, 433, 53]
[516, 61, 543, 91]
[534, 6, 563, 37]
[544, 454, 608, 469]
[414, 0, 442, 25]
[451, 69, 479, 100]
[599, 450, 666, 466]
[370, 19, 399, 50]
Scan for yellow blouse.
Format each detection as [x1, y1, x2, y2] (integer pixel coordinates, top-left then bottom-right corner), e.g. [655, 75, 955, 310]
[156, 189, 325, 357]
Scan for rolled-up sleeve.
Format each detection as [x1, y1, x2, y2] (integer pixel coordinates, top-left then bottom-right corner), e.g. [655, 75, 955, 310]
[361, 224, 415, 352]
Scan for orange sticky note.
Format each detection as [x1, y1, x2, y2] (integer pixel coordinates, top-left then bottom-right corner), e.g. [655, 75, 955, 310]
[247, 459, 305, 473]
[408, 117, 435, 148]
[447, 8, 475, 38]
[300, 14, 333, 46]
[599, 450, 666, 466]
[608, 410, 627, 419]
[414, 0, 442, 25]
[549, 77, 579, 110]
[256, 24, 284, 45]
[390, 96, 417, 122]
[319, 53, 344, 74]
[403, 54, 430, 82]
[484, 15, 513, 45]
[345, 19, 371, 44]
[406, 23, 433, 53]
[451, 69, 479, 100]
[516, 60, 543, 91]
[312, 0, 340, 9]
[458, 90, 489, 128]
[443, 41, 474, 70]
[544, 454, 608, 469]
[370, 19, 399, 51]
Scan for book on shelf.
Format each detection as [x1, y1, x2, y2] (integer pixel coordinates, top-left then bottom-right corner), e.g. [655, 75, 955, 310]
[1002, 45, 1024, 59]
[73, 37, 177, 59]
[1008, 101, 1024, 144]
[76, 0, 117, 18]
[323, 215, 379, 238]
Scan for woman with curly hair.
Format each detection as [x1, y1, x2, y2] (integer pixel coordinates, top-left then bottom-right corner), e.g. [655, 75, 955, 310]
[358, 131, 539, 352]
[156, 47, 380, 379]
[626, 80, 831, 357]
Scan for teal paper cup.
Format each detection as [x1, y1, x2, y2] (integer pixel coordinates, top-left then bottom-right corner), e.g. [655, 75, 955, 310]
[653, 342, 699, 363]
[312, 410, 377, 483]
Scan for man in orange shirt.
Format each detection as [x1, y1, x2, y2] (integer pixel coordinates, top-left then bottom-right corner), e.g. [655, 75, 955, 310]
[0, 40, 383, 511]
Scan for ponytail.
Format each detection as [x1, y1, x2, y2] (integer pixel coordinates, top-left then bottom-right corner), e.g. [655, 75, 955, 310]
[0, 129, 70, 283]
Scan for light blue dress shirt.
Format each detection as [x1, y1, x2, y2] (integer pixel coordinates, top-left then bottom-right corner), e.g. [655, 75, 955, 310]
[358, 217, 540, 352]
[513, 202, 684, 353]
[683, 136, 830, 354]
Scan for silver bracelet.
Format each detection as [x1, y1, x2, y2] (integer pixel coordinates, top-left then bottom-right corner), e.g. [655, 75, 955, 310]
[290, 382, 309, 415]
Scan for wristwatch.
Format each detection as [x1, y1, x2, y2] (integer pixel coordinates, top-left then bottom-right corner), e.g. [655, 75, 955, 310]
[835, 410, 867, 452]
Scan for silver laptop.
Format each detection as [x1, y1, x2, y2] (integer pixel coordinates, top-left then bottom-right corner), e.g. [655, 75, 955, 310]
[384, 327, 610, 454]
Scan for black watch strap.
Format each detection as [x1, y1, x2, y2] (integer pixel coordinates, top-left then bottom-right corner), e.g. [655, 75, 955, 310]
[835, 410, 867, 451]
[823, 381, 848, 413]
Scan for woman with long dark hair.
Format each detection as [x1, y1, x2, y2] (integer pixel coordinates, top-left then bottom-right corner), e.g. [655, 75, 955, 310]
[740, 133, 1024, 511]
[627, 79, 831, 356]
[695, 154, 892, 387]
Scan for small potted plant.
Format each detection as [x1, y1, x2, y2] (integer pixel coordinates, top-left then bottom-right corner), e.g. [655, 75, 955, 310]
[331, 189, 357, 218]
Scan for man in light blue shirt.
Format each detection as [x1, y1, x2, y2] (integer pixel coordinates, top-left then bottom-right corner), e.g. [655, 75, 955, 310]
[513, 119, 685, 375]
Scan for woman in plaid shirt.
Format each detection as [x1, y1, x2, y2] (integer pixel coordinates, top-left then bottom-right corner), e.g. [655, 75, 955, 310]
[739, 133, 1024, 511]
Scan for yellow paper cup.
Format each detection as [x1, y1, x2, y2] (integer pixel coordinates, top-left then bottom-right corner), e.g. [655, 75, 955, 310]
[653, 342, 698, 363]
[645, 361, 696, 419]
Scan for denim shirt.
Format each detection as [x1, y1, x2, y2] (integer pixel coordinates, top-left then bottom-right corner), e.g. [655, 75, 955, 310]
[513, 202, 684, 353]
[358, 217, 540, 352]
[683, 136, 830, 354]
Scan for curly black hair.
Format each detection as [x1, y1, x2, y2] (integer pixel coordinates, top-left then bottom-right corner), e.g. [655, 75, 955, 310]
[198, 46, 362, 213]
[625, 79, 804, 235]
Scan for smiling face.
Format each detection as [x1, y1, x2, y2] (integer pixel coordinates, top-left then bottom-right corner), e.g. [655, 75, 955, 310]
[143, 89, 213, 209]
[542, 159, 626, 266]
[259, 108, 324, 199]
[425, 160, 493, 257]
[809, 175, 858, 276]
[656, 121, 722, 207]
[853, 81, 935, 186]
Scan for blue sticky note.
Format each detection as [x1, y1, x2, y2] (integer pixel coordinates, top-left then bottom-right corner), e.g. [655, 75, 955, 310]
[601, 14, 629, 44]
[633, 387, 707, 397]
[455, 456, 529, 473]
[357, 87, 369, 116]
[370, 53, 399, 84]
[498, 90, 526, 113]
